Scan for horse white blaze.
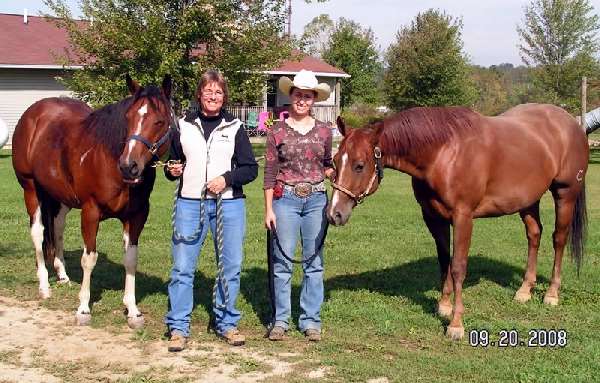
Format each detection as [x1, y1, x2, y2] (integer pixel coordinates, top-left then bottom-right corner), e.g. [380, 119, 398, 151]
[122, 231, 140, 317]
[124, 102, 148, 162]
[330, 152, 348, 213]
[53, 204, 71, 283]
[31, 206, 50, 298]
[79, 148, 92, 166]
[77, 247, 98, 315]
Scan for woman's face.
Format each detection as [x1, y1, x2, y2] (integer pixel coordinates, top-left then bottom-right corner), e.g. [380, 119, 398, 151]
[199, 81, 224, 116]
[290, 88, 316, 117]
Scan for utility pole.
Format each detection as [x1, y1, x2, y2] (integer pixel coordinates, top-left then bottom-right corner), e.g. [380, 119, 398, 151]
[287, 0, 292, 37]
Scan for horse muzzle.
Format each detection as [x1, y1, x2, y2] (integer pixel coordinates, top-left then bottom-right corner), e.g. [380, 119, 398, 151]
[118, 160, 144, 184]
[327, 205, 352, 226]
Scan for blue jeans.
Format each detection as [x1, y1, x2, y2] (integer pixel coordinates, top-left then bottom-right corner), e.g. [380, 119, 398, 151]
[165, 197, 246, 337]
[272, 189, 328, 332]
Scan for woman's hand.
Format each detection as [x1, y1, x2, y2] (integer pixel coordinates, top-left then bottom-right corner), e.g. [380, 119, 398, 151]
[264, 209, 277, 230]
[167, 163, 184, 177]
[207, 176, 226, 194]
[325, 168, 336, 181]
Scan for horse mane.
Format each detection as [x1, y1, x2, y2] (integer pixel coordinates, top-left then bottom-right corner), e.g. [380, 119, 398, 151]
[377, 107, 480, 156]
[83, 86, 165, 158]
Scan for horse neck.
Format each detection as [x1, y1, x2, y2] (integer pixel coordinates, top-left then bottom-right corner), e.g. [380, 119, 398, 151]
[380, 140, 440, 179]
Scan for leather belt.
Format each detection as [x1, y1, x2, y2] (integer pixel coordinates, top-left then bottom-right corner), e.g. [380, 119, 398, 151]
[283, 181, 326, 198]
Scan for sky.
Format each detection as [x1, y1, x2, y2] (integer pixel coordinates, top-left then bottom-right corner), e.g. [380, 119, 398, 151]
[3, 0, 600, 67]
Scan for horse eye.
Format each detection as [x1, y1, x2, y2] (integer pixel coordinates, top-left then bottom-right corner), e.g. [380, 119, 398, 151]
[354, 162, 364, 173]
[154, 120, 165, 126]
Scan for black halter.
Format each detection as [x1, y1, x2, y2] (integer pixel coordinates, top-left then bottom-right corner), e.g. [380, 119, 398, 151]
[126, 107, 179, 162]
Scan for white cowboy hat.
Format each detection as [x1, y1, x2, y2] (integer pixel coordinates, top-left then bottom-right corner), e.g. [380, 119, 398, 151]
[278, 69, 331, 102]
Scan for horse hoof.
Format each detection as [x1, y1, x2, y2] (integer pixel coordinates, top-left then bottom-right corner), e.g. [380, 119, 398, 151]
[127, 314, 145, 330]
[39, 289, 51, 299]
[437, 303, 453, 318]
[446, 326, 464, 341]
[57, 277, 71, 286]
[76, 312, 92, 326]
[543, 295, 559, 306]
[514, 291, 532, 303]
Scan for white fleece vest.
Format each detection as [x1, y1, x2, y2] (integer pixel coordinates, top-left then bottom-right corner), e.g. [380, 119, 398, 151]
[178, 116, 242, 199]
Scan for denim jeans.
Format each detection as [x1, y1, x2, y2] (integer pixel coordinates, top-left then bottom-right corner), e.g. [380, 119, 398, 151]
[165, 197, 246, 337]
[272, 189, 328, 332]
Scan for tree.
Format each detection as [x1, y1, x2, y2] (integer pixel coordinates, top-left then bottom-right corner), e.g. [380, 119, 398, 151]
[517, 0, 600, 111]
[321, 18, 383, 107]
[299, 14, 334, 57]
[45, 0, 293, 110]
[384, 9, 476, 110]
[470, 66, 509, 116]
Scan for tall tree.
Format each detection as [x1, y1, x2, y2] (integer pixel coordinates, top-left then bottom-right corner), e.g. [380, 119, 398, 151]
[299, 14, 334, 57]
[321, 18, 382, 107]
[517, 0, 600, 111]
[45, 0, 293, 109]
[384, 9, 476, 110]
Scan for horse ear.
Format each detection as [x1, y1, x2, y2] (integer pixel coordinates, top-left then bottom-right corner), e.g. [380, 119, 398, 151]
[370, 122, 384, 145]
[126, 74, 140, 95]
[161, 75, 172, 100]
[336, 116, 347, 136]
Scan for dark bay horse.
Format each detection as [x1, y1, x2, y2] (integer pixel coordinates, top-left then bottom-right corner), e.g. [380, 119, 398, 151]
[328, 103, 588, 340]
[12, 75, 174, 328]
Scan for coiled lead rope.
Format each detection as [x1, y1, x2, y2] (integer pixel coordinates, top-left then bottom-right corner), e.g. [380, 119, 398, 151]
[212, 192, 229, 311]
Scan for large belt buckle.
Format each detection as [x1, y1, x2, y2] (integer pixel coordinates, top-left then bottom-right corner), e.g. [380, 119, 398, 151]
[293, 182, 312, 198]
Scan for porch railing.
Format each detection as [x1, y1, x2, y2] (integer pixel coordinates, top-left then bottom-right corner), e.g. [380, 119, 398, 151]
[226, 105, 340, 136]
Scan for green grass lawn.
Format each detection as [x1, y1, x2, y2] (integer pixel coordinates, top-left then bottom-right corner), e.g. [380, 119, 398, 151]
[1, 147, 599, 382]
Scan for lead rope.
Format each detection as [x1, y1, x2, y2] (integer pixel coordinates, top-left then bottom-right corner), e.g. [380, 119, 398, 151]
[171, 179, 205, 242]
[212, 192, 229, 313]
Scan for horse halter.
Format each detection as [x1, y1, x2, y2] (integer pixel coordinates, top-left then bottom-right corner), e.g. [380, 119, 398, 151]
[126, 105, 178, 163]
[331, 146, 384, 204]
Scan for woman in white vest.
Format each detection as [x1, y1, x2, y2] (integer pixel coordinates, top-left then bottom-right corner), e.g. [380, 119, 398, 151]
[164, 70, 258, 351]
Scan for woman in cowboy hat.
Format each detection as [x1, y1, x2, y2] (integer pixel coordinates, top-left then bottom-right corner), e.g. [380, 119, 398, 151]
[263, 69, 335, 342]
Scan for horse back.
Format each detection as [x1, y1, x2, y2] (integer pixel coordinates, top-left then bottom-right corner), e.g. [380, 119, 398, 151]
[427, 104, 587, 217]
[12, 98, 94, 207]
[492, 103, 588, 171]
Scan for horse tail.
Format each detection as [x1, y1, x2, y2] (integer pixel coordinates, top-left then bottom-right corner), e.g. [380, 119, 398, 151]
[35, 183, 59, 266]
[570, 182, 587, 276]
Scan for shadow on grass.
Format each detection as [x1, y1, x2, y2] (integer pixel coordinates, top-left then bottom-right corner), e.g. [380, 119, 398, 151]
[325, 255, 549, 322]
[240, 255, 547, 330]
[53, 249, 551, 331]
[63, 249, 167, 312]
[241, 267, 274, 328]
[0, 154, 10, 159]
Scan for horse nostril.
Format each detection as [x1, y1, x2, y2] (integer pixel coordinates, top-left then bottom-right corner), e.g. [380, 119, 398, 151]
[130, 162, 139, 176]
[118, 161, 130, 175]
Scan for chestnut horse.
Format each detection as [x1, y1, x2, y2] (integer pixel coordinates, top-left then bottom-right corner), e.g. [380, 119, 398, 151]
[328, 103, 588, 340]
[12, 75, 174, 328]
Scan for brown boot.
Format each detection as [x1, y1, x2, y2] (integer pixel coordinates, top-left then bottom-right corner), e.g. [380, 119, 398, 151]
[304, 328, 321, 342]
[218, 328, 246, 346]
[268, 326, 286, 341]
[168, 332, 187, 352]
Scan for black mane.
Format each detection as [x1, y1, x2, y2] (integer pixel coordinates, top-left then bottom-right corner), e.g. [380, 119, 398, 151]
[83, 86, 166, 158]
